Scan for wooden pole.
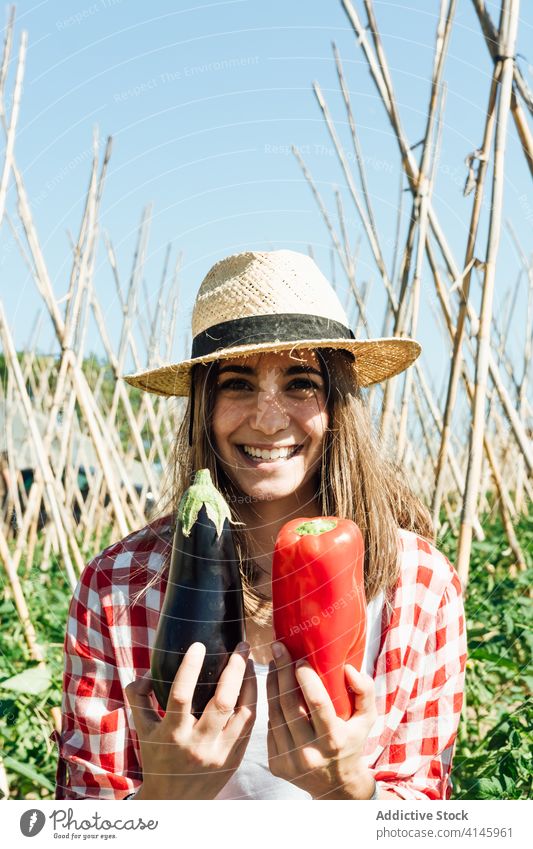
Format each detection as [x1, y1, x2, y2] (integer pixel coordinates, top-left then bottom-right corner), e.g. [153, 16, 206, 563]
[332, 41, 378, 243]
[431, 69, 499, 528]
[396, 3, 454, 461]
[0, 522, 61, 730]
[456, 0, 521, 587]
[0, 29, 26, 226]
[292, 145, 374, 330]
[470, 0, 533, 175]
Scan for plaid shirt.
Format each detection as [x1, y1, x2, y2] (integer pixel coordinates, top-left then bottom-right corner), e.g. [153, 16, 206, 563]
[54, 515, 467, 801]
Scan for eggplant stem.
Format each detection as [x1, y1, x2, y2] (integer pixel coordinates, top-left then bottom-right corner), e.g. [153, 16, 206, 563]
[178, 468, 232, 538]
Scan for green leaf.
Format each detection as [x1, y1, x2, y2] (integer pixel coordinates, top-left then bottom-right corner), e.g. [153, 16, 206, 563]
[1, 754, 55, 792]
[469, 648, 520, 670]
[487, 731, 509, 751]
[477, 777, 502, 798]
[0, 665, 51, 695]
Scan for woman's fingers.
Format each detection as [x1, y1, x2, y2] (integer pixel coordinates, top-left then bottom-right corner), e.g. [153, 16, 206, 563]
[165, 641, 206, 723]
[294, 661, 338, 740]
[224, 710, 256, 770]
[125, 673, 160, 738]
[223, 657, 257, 742]
[271, 643, 314, 747]
[344, 665, 377, 719]
[197, 641, 251, 736]
[266, 718, 282, 774]
[266, 661, 299, 756]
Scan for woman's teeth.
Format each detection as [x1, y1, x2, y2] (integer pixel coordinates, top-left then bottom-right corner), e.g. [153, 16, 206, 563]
[241, 445, 300, 460]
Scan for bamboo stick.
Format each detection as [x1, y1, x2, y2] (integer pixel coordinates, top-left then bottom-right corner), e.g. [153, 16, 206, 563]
[292, 146, 371, 331]
[87, 278, 163, 495]
[0, 7, 15, 108]
[426, 238, 530, 542]
[0, 525, 44, 662]
[148, 243, 171, 366]
[414, 363, 486, 539]
[396, 6, 453, 462]
[431, 69, 500, 528]
[389, 168, 405, 287]
[4, 373, 24, 533]
[0, 29, 26, 226]
[470, 0, 533, 117]
[456, 0, 521, 587]
[23, 494, 40, 574]
[100, 231, 170, 467]
[312, 81, 396, 322]
[0, 519, 61, 731]
[505, 222, 533, 510]
[472, 0, 533, 175]
[332, 41, 378, 243]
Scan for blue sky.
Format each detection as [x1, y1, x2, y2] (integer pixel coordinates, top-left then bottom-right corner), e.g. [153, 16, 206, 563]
[3, 0, 532, 400]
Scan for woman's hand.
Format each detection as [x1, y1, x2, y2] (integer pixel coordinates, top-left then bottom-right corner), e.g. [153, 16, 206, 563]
[125, 641, 257, 800]
[266, 642, 377, 799]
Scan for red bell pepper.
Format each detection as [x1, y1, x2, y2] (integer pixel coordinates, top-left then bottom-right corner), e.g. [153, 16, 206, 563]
[272, 517, 367, 720]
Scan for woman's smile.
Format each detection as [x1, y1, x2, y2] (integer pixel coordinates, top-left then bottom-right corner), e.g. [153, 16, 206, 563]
[236, 442, 304, 465]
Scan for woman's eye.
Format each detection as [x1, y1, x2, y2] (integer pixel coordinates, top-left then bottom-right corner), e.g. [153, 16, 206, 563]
[287, 379, 320, 391]
[218, 378, 253, 391]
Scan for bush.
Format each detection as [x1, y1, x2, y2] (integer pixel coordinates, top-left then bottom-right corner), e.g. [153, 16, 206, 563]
[439, 507, 532, 800]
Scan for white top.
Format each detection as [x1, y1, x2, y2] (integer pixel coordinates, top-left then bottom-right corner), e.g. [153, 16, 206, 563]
[215, 591, 385, 800]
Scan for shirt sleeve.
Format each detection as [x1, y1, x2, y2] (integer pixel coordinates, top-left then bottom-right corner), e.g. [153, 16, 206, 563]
[369, 567, 467, 800]
[54, 561, 141, 800]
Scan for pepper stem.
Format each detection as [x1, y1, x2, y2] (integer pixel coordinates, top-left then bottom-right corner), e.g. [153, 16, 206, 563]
[294, 518, 338, 536]
[178, 468, 232, 538]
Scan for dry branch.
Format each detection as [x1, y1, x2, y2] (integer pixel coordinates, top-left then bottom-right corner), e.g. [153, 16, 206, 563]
[456, 0, 521, 586]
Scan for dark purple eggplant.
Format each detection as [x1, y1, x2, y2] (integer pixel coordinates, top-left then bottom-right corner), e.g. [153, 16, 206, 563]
[150, 469, 244, 716]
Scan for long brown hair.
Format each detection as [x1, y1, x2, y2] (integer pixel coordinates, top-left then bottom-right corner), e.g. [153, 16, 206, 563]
[149, 347, 433, 625]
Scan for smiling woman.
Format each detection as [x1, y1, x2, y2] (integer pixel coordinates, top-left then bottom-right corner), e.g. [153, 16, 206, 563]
[55, 250, 466, 802]
[213, 352, 328, 506]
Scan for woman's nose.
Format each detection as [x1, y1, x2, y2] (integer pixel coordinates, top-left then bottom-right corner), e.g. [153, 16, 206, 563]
[250, 390, 290, 433]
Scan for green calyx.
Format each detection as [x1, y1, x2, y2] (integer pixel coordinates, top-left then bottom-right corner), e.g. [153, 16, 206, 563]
[294, 518, 338, 536]
[178, 469, 232, 538]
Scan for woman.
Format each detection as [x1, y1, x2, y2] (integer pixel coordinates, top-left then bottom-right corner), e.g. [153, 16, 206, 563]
[55, 250, 467, 801]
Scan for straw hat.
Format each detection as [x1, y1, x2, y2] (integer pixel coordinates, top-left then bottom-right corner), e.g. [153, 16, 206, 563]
[123, 249, 420, 396]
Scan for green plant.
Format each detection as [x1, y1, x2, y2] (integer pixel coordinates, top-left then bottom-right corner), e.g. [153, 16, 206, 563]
[0, 534, 100, 799]
[439, 506, 533, 800]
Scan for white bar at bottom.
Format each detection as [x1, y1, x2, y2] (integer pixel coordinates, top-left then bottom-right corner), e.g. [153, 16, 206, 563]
[4, 799, 530, 848]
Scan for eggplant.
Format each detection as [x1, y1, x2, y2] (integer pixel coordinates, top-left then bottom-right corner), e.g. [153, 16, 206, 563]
[150, 469, 245, 716]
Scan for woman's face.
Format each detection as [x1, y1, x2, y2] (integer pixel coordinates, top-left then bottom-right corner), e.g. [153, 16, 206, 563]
[210, 350, 329, 505]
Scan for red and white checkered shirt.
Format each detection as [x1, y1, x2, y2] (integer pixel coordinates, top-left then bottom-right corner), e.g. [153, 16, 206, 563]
[54, 515, 467, 801]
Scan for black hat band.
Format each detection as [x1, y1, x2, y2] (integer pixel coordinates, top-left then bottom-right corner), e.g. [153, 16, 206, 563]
[191, 313, 355, 359]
